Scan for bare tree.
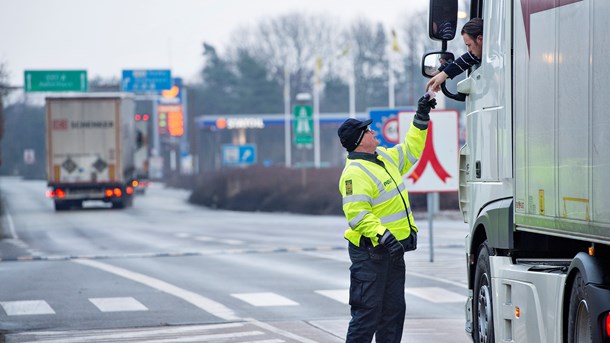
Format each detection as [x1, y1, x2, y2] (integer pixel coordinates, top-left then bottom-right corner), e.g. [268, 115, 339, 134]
[398, 9, 437, 105]
[347, 18, 390, 110]
[230, 12, 343, 97]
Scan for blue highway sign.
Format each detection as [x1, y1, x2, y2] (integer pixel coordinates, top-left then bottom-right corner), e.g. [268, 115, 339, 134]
[121, 69, 172, 92]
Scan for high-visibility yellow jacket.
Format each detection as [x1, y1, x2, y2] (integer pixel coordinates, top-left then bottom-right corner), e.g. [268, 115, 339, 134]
[339, 122, 427, 247]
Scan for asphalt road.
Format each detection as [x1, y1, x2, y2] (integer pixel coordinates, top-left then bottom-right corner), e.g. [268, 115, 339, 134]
[0, 177, 472, 342]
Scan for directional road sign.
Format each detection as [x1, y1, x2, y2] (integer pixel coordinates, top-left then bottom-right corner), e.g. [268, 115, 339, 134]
[398, 110, 459, 193]
[293, 105, 313, 145]
[121, 69, 172, 92]
[24, 70, 88, 92]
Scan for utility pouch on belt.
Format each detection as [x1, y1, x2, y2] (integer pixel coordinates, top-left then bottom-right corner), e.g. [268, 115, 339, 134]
[402, 231, 417, 252]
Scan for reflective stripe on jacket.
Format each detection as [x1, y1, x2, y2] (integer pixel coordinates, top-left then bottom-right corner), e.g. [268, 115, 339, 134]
[339, 122, 427, 247]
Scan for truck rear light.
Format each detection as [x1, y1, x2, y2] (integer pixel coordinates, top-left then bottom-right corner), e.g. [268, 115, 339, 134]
[126, 186, 133, 195]
[105, 189, 113, 197]
[113, 188, 122, 197]
[132, 180, 139, 187]
[46, 190, 55, 198]
[55, 189, 66, 198]
[605, 312, 610, 337]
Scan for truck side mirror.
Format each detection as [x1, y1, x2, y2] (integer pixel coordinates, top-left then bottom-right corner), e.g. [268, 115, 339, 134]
[422, 52, 455, 78]
[429, 0, 458, 41]
[421, 51, 466, 102]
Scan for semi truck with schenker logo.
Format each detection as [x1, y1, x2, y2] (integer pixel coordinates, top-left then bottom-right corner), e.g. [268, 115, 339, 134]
[423, 0, 610, 342]
[45, 94, 137, 210]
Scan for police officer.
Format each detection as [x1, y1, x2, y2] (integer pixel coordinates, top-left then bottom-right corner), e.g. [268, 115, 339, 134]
[338, 95, 436, 342]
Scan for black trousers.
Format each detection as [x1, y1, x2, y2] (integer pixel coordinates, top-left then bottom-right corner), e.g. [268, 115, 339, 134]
[346, 238, 406, 343]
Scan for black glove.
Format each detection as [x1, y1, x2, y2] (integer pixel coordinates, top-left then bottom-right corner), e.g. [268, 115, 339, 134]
[414, 96, 437, 130]
[378, 229, 404, 260]
[416, 95, 437, 121]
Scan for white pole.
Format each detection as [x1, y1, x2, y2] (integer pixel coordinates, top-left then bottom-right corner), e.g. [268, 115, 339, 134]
[349, 61, 356, 118]
[284, 67, 291, 168]
[427, 192, 435, 262]
[313, 80, 320, 168]
[388, 54, 395, 108]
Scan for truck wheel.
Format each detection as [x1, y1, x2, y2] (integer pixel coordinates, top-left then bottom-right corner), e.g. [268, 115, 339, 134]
[567, 271, 593, 343]
[473, 242, 495, 343]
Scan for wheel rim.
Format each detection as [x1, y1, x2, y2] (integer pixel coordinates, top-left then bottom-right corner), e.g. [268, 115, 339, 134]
[477, 273, 491, 343]
[575, 299, 592, 343]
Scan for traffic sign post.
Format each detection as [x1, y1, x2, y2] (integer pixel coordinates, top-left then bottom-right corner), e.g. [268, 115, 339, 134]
[293, 105, 313, 145]
[24, 70, 88, 92]
[121, 69, 172, 92]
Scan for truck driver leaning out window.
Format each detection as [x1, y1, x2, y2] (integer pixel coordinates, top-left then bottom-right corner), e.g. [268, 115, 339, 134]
[337, 94, 436, 343]
[427, 17, 483, 92]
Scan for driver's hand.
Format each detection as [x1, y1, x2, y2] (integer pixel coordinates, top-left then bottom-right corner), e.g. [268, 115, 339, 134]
[426, 72, 449, 92]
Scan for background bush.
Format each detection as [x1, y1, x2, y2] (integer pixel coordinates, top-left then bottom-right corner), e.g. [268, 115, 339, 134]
[184, 166, 459, 215]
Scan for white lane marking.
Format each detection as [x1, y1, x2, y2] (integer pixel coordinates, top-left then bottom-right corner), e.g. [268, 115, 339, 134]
[231, 292, 299, 306]
[405, 287, 467, 303]
[89, 297, 148, 312]
[6, 208, 18, 239]
[246, 318, 320, 343]
[73, 259, 239, 320]
[315, 289, 349, 304]
[0, 300, 55, 315]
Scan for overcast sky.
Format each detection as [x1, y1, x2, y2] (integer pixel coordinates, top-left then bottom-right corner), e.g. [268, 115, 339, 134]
[0, 0, 428, 86]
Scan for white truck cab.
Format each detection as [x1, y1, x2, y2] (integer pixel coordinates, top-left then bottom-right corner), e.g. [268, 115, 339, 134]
[423, 1, 610, 342]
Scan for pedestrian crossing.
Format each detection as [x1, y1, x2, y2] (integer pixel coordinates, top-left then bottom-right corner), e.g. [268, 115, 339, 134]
[0, 287, 466, 317]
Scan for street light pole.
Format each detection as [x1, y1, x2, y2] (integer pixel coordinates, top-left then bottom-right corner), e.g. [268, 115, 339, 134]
[284, 67, 291, 168]
[349, 60, 356, 118]
[313, 79, 320, 168]
[313, 57, 322, 168]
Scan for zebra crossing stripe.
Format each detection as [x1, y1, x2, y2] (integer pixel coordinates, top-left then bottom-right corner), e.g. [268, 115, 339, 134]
[315, 290, 349, 304]
[89, 297, 148, 312]
[0, 300, 55, 316]
[231, 292, 299, 306]
[74, 259, 239, 321]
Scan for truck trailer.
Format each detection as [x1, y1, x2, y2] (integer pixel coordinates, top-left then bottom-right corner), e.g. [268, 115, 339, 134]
[423, 0, 610, 342]
[45, 94, 137, 210]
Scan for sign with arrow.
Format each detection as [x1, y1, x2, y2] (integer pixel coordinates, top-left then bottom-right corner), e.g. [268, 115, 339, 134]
[121, 69, 172, 92]
[398, 110, 459, 193]
[293, 105, 313, 145]
[24, 70, 88, 92]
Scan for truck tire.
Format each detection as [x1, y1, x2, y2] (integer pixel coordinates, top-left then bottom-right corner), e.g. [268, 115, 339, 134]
[473, 242, 495, 343]
[567, 271, 593, 343]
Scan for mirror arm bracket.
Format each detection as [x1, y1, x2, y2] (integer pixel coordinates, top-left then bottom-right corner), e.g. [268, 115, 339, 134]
[441, 82, 467, 102]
